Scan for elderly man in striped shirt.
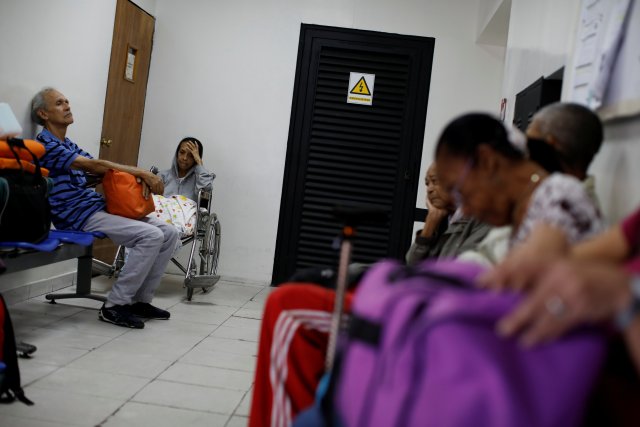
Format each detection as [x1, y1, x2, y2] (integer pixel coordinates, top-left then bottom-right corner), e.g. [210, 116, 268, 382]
[32, 87, 178, 329]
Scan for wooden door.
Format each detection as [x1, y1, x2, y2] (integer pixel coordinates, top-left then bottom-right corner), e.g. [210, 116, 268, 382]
[94, 0, 155, 262]
[272, 24, 434, 285]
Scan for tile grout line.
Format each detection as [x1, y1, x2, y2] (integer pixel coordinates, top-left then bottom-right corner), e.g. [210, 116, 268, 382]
[9, 275, 268, 426]
[97, 303, 237, 426]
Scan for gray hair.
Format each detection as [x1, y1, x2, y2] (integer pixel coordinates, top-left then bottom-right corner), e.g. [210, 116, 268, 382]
[30, 87, 57, 126]
[532, 102, 603, 174]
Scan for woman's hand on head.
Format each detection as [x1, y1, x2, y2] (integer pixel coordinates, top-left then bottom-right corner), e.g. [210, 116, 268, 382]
[187, 141, 202, 165]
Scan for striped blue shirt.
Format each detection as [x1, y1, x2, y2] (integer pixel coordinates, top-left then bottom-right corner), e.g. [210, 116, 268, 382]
[37, 129, 105, 231]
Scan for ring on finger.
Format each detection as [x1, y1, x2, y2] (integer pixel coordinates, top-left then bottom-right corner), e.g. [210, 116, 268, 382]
[545, 295, 566, 318]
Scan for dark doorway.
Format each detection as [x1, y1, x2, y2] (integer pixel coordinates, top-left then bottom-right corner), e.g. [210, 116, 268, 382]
[272, 24, 434, 285]
[512, 67, 563, 132]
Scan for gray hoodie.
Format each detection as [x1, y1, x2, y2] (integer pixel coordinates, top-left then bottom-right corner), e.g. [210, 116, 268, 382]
[159, 157, 215, 201]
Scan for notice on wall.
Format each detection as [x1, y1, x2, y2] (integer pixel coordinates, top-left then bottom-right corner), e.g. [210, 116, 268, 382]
[568, 0, 639, 120]
[124, 46, 137, 82]
[347, 72, 375, 106]
[597, 0, 640, 120]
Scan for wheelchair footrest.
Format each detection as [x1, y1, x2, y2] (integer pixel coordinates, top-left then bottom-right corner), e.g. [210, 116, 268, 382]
[92, 259, 115, 277]
[185, 275, 220, 289]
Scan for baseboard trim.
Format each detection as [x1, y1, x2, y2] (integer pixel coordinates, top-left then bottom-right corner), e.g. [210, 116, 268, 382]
[4, 272, 75, 306]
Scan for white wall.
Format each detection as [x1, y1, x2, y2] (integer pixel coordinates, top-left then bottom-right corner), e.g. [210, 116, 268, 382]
[501, 0, 580, 124]
[476, 0, 510, 46]
[0, 0, 158, 294]
[0, 0, 116, 155]
[0, 0, 506, 286]
[3, 0, 636, 288]
[502, 0, 640, 223]
[139, 0, 505, 281]
[131, 0, 156, 15]
[0, 0, 117, 289]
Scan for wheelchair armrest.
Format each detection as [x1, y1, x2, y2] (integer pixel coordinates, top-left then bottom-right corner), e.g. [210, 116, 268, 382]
[197, 187, 213, 209]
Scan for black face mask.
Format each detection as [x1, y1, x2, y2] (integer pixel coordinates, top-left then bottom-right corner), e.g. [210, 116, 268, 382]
[526, 138, 564, 174]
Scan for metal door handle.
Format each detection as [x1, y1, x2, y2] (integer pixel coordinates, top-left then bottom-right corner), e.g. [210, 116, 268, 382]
[100, 138, 112, 147]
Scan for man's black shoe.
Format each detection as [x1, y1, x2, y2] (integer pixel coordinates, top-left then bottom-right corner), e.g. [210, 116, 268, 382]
[131, 302, 170, 320]
[99, 304, 145, 329]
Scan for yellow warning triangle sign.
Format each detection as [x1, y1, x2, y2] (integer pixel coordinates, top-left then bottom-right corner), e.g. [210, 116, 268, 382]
[350, 76, 371, 96]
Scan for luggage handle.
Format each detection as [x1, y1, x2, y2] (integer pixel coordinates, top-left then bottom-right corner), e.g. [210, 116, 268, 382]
[325, 204, 387, 372]
[332, 204, 388, 227]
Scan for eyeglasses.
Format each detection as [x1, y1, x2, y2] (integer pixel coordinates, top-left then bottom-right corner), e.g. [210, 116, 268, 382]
[450, 160, 473, 207]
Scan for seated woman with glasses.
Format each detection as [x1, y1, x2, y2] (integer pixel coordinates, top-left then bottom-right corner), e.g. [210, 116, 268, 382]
[434, 112, 603, 263]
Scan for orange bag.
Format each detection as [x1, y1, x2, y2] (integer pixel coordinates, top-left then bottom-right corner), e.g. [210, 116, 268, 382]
[0, 138, 48, 175]
[0, 139, 46, 161]
[102, 169, 155, 219]
[0, 158, 49, 176]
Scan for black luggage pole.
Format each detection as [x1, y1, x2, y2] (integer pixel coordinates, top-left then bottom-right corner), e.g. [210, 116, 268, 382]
[325, 205, 387, 372]
[325, 223, 355, 372]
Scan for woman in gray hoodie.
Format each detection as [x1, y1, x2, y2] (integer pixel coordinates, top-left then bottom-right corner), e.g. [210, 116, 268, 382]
[159, 137, 215, 201]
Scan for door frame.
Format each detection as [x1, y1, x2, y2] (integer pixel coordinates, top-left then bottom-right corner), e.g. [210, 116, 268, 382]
[93, 0, 155, 263]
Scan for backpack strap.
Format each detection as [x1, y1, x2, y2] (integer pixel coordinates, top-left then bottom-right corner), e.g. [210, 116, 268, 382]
[388, 265, 470, 289]
[348, 315, 382, 347]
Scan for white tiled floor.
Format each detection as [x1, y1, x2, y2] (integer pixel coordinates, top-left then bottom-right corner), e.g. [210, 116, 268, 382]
[1, 274, 270, 427]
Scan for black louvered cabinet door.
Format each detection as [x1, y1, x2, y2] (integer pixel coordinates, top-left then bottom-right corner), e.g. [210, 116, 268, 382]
[272, 24, 434, 285]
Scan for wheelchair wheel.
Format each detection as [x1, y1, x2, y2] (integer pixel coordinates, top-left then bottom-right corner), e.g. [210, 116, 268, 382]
[200, 214, 221, 276]
[185, 213, 220, 301]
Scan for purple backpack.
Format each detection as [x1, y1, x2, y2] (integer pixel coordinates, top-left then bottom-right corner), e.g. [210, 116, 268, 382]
[334, 259, 606, 427]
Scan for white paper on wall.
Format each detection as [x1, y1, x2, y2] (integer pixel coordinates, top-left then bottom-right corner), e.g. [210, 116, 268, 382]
[569, 0, 639, 120]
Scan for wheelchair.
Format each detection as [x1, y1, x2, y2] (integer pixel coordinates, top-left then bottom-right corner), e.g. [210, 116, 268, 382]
[92, 188, 221, 301]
